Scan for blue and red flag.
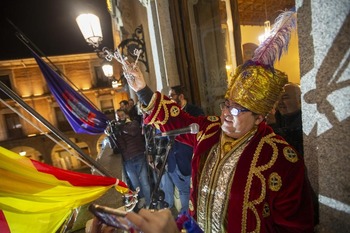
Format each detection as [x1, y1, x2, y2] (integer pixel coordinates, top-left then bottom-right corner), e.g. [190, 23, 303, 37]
[32, 50, 109, 134]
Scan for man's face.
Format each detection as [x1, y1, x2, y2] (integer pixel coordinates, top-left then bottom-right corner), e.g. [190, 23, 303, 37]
[168, 89, 181, 105]
[277, 84, 301, 116]
[220, 100, 261, 139]
[116, 111, 126, 121]
[119, 102, 128, 110]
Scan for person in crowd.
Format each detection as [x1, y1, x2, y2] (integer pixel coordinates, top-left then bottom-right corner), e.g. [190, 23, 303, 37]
[113, 109, 150, 207]
[269, 83, 319, 224]
[168, 85, 204, 117]
[128, 98, 135, 107]
[119, 100, 128, 111]
[121, 59, 314, 232]
[158, 85, 204, 214]
[269, 83, 304, 155]
[120, 99, 142, 125]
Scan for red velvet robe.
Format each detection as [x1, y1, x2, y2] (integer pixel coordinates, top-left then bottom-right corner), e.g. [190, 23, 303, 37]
[143, 92, 314, 233]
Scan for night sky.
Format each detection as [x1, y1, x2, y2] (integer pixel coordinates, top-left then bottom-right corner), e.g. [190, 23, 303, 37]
[0, 0, 113, 60]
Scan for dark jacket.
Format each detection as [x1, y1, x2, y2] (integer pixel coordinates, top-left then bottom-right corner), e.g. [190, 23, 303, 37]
[183, 103, 204, 117]
[168, 103, 204, 175]
[128, 105, 142, 125]
[115, 119, 145, 160]
[270, 110, 303, 155]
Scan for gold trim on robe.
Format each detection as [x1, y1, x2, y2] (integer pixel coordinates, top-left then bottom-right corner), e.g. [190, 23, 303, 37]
[197, 129, 256, 232]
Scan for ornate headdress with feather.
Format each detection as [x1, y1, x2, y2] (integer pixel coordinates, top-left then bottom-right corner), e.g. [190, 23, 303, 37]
[225, 10, 297, 115]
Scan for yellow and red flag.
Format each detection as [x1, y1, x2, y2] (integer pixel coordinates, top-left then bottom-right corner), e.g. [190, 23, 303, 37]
[0, 146, 129, 233]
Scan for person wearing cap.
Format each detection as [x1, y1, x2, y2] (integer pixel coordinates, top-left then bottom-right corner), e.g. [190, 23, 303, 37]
[121, 60, 314, 233]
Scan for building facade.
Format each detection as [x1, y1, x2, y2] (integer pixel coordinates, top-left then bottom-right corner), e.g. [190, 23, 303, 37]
[0, 53, 128, 172]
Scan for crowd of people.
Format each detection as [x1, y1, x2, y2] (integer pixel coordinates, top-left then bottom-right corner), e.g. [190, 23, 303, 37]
[108, 89, 204, 214]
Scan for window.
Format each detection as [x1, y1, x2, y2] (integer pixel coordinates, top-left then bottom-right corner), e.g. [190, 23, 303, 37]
[0, 75, 12, 99]
[5, 113, 23, 139]
[100, 99, 115, 120]
[94, 66, 111, 88]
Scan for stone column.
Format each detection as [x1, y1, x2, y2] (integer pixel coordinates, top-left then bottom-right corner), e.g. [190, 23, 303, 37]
[297, 0, 350, 232]
[146, 0, 180, 94]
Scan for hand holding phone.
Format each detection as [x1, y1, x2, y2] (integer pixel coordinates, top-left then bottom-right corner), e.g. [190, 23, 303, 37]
[88, 203, 131, 230]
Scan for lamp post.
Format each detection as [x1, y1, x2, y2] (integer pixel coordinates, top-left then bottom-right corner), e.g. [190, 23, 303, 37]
[101, 62, 113, 78]
[76, 13, 149, 76]
[76, 13, 123, 87]
[102, 61, 122, 88]
[76, 14, 103, 48]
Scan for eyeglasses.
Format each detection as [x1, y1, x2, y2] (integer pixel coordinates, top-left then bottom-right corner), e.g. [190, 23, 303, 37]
[219, 101, 250, 116]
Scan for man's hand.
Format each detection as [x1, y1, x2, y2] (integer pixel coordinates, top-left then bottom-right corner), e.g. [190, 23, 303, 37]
[125, 209, 179, 233]
[86, 217, 115, 233]
[124, 64, 146, 92]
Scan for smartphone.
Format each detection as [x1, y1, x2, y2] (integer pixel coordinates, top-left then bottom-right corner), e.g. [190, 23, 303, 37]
[88, 203, 130, 230]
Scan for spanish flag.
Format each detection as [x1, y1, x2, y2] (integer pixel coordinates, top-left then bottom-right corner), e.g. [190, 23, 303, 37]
[0, 146, 128, 233]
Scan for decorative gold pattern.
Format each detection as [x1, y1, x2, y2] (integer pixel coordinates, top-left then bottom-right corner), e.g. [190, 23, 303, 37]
[197, 122, 221, 143]
[262, 202, 270, 218]
[207, 116, 219, 122]
[225, 64, 288, 115]
[283, 146, 298, 163]
[170, 105, 180, 117]
[197, 130, 255, 233]
[223, 143, 233, 154]
[189, 200, 194, 211]
[241, 133, 281, 233]
[147, 95, 177, 126]
[146, 94, 164, 125]
[141, 93, 157, 112]
[219, 128, 257, 157]
[269, 172, 282, 191]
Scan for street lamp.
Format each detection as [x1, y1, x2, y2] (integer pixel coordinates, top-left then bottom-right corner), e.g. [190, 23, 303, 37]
[76, 14, 103, 48]
[101, 62, 114, 78]
[102, 61, 122, 88]
[76, 13, 149, 86]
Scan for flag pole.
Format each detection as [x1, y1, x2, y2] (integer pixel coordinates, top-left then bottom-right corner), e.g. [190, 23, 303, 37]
[0, 81, 113, 177]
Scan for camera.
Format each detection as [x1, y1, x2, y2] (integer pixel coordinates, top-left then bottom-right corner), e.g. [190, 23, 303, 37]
[105, 120, 125, 138]
[104, 120, 125, 152]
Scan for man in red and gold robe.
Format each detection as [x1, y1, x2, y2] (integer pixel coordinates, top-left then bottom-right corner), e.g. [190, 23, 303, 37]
[123, 61, 314, 233]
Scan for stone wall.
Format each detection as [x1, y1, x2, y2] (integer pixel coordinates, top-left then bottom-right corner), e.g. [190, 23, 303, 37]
[297, 0, 350, 232]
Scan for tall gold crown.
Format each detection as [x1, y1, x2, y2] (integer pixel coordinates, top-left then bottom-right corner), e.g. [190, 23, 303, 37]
[225, 10, 296, 115]
[225, 63, 288, 115]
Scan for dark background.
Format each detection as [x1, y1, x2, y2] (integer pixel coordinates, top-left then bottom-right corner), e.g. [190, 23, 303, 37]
[0, 0, 113, 60]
